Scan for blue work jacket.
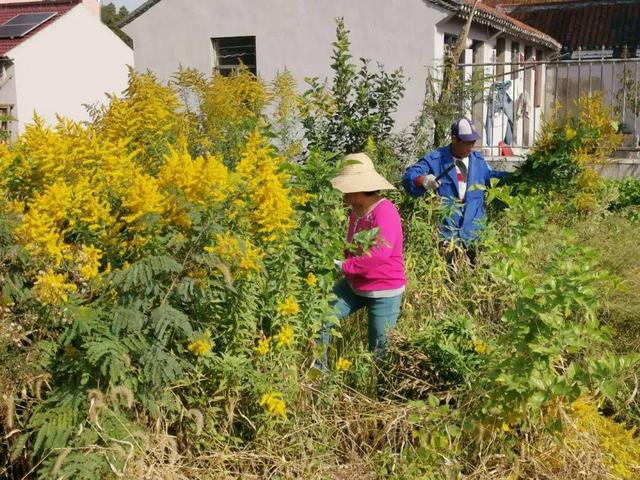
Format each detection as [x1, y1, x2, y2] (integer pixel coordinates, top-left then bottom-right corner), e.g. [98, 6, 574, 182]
[402, 146, 508, 243]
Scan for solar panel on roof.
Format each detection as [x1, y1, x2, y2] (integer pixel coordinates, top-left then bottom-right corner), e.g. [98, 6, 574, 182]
[0, 12, 56, 39]
[5, 12, 57, 26]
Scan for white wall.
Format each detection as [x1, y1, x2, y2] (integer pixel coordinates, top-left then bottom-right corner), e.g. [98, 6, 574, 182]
[9, 5, 133, 133]
[123, 0, 450, 128]
[0, 62, 17, 141]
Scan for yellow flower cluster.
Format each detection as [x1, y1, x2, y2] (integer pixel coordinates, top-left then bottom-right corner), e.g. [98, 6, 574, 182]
[158, 146, 229, 207]
[121, 171, 166, 225]
[305, 273, 318, 287]
[188, 331, 212, 356]
[236, 131, 296, 241]
[277, 295, 300, 316]
[276, 324, 294, 348]
[201, 67, 270, 140]
[335, 357, 352, 371]
[76, 245, 103, 281]
[473, 340, 491, 355]
[33, 270, 77, 305]
[569, 397, 640, 479]
[259, 391, 287, 419]
[16, 186, 70, 264]
[205, 232, 264, 275]
[3, 69, 302, 329]
[95, 70, 184, 152]
[255, 338, 271, 356]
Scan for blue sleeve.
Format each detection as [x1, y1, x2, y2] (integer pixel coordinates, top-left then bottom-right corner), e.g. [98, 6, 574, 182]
[479, 154, 510, 184]
[402, 154, 435, 197]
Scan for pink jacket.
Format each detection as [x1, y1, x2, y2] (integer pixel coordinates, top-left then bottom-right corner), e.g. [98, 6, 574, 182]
[342, 198, 407, 292]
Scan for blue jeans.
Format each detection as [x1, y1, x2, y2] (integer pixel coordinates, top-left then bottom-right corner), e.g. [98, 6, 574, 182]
[319, 278, 403, 360]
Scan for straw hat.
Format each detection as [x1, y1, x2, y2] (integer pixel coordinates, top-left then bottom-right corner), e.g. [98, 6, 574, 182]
[330, 153, 396, 193]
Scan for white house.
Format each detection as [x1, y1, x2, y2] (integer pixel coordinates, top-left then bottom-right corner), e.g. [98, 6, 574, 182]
[120, 0, 560, 153]
[495, 0, 640, 153]
[0, 0, 133, 141]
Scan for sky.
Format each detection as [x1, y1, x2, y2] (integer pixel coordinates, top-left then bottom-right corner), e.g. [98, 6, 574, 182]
[107, 0, 146, 12]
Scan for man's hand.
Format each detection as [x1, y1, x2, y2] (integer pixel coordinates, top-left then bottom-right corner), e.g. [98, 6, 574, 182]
[333, 259, 344, 273]
[421, 174, 440, 190]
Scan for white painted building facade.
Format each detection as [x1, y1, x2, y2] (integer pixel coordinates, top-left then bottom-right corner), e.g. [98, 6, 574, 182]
[121, 0, 560, 152]
[0, 0, 133, 141]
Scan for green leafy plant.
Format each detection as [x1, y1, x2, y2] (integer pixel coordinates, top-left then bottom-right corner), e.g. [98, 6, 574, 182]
[300, 18, 405, 156]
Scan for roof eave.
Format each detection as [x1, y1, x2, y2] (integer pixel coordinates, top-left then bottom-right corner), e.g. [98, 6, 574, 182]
[459, 3, 562, 51]
[429, 0, 561, 51]
[118, 0, 162, 29]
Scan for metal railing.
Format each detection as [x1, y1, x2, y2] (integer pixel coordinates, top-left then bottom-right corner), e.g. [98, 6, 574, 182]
[457, 57, 640, 157]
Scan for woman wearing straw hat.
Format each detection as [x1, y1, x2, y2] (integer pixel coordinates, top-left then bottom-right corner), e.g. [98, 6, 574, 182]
[319, 153, 406, 363]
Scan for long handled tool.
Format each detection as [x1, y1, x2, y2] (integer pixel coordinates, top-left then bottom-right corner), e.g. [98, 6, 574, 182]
[435, 158, 468, 182]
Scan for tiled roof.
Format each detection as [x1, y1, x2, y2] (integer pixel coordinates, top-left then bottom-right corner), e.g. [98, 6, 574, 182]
[121, 0, 560, 50]
[0, 0, 79, 57]
[459, 0, 561, 50]
[499, 0, 640, 52]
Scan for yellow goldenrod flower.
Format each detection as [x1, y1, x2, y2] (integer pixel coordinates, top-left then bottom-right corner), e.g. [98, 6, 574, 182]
[188, 331, 212, 356]
[77, 244, 103, 280]
[335, 357, 352, 372]
[121, 171, 166, 225]
[473, 340, 490, 355]
[158, 146, 229, 206]
[305, 272, 318, 287]
[235, 131, 296, 241]
[292, 192, 315, 206]
[255, 338, 271, 355]
[205, 232, 264, 275]
[276, 324, 294, 348]
[277, 295, 300, 316]
[565, 126, 577, 140]
[259, 391, 287, 418]
[33, 269, 77, 306]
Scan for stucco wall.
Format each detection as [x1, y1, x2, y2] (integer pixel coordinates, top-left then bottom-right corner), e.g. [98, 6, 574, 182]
[9, 5, 133, 133]
[0, 62, 17, 141]
[123, 0, 450, 128]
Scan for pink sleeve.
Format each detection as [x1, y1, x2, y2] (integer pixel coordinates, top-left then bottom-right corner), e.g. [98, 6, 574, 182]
[342, 204, 400, 276]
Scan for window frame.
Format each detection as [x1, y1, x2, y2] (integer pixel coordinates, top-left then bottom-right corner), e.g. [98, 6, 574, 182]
[212, 35, 257, 76]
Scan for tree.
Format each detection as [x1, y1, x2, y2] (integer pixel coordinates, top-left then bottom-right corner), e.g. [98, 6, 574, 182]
[101, 2, 133, 48]
[432, 0, 479, 147]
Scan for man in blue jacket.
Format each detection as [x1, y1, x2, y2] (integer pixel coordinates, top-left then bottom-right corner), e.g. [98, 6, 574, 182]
[402, 118, 508, 258]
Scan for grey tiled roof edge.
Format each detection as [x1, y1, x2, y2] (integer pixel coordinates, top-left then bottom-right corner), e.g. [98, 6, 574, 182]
[118, 0, 161, 28]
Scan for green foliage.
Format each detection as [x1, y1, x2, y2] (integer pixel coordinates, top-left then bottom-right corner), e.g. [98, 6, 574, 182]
[477, 192, 639, 431]
[301, 18, 405, 155]
[100, 2, 132, 48]
[412, 66, 485, 152]
[511, 94, 621, 202]
[610, 177, 640, 218]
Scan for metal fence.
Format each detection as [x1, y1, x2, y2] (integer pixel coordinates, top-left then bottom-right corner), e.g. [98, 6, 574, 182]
[457, 57, 640, 157]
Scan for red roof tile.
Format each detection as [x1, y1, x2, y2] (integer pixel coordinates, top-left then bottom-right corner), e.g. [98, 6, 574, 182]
[0, 0, 79, 56]
[497, 0, 640, 53]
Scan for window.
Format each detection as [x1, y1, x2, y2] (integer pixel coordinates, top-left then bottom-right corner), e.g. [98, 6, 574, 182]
[0, 104, 14, 141]
[212, 36, 256, 76]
